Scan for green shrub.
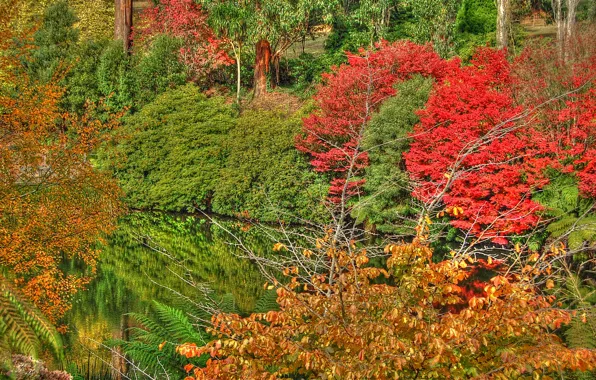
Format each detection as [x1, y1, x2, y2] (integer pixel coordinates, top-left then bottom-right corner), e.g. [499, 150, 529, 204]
[212, 109, 328, 223]
[352, 76, 433, 234]
[456, 0, 497, 35]
[96, 40, 135, 112]
[63, 39, 107, 114]
[133, 34, 188, 108]
[109, 84, 237, 212]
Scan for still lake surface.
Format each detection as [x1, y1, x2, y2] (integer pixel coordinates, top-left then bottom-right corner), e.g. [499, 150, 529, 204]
[63, 212, 272, 378]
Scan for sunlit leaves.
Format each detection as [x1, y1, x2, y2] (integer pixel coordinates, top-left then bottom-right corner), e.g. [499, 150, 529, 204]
[178, 242, 596, 378]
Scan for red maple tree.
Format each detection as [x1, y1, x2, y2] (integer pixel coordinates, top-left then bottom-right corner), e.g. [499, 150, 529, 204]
[135, 0, 232, 81]
[296, 41, 453, 202]
[406, 45, 596, 244]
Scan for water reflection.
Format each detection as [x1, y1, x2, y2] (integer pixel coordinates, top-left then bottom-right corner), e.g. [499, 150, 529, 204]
[64, 212, 269, 378]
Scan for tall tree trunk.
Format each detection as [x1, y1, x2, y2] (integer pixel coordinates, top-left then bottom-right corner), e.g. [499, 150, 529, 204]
[565, 0, 580, 60]
[114, 0, 133, 52]
[253, 39, 271, 98]
[496, 0, 510, 50]
[552, 0, 565, 59]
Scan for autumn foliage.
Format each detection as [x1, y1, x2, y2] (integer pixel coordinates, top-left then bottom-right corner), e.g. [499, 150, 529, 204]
[135, 0, 232, 81]
[295, 41, 452, 202]
[178, 242, 596, 379]
[299, 39, 595, 242]
[406, 45, 596, 243]
[0, 23, 121, 321]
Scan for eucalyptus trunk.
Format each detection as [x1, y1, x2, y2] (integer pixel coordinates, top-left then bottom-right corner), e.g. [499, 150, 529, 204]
[565, 0, 580, 60]
[552, 0, 565, 59]
[253, 39, 271, 98]
[496, 0, 510, 50]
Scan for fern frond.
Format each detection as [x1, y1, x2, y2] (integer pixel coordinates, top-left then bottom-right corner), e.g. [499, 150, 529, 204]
[0, 276, 64, 362]
[253, 289, 279, 314]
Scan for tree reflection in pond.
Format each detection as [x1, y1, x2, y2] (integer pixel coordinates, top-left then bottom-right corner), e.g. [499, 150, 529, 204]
[63, 212, 269, 378]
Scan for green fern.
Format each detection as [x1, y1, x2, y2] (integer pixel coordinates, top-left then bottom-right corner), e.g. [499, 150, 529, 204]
[560, 275, 596, 379]
[253, 289, 280, 314]
[218, 293, 240, 315]
[535, 175, 596, 253]
[562, 275, 596, 349]
[0, 275, 64, 363]
[113, 301, 208, 378]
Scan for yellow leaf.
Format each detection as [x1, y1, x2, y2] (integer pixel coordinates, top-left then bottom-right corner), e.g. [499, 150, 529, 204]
[546, 279, 555, 289]
[273, 242, 286, 251]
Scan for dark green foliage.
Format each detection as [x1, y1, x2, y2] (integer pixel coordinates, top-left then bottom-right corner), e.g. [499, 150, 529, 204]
[534, 175, 596, 256]
[282, 53, 339, 95]
[455, 0, 497, 60]
[212, 110, 328, 222]
[353, 76, 433, 234]
[0, 276, 64, 363]
[456, 0, 497, 34]
[133, 35, 188, 108]
[108, 84, 237, 212]
[26, 1, 79, 83]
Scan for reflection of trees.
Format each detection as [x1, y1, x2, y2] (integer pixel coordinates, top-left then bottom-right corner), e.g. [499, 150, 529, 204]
[64, 212, 274, 376]
[100, 213, 266, 313]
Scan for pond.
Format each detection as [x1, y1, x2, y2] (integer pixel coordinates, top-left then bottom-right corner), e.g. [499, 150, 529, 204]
[62, 212, 273, 379]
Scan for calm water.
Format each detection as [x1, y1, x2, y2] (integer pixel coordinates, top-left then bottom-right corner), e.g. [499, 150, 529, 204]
[63, 212, 272, 378]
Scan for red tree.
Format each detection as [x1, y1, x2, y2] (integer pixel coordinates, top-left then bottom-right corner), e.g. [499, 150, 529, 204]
[135, 0, 232, 81]
[406, 46, 596, 244]
[296, 41, 452, 203]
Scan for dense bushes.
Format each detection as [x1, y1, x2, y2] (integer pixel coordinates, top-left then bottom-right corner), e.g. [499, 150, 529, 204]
[109, 85, 327, 221]
[212, 110, 327, 222]
[108, 85, 236, 211]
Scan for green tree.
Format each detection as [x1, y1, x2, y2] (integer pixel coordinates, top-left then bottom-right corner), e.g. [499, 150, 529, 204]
[200, 0, 335, 98]
[406, 0, 461, 57]
[25, 0, 79, 83]
[133, 34, 188, 107]
[352, 76, 433, 234]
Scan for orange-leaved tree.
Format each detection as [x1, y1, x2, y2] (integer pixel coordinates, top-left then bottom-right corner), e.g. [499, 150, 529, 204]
[0, 4, 122, 323]
[178, 239, 596, 379]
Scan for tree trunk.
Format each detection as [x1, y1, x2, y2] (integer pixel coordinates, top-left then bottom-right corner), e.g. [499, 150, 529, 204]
[552, 0, 565, 59]
[114, 0, 133, 52]
[271, 55, 280, 89]
[236, 53, 241, 102]
[253, 39, 271, 98]
[496, 0, 510, 50]
[565, 0, 580, 60]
